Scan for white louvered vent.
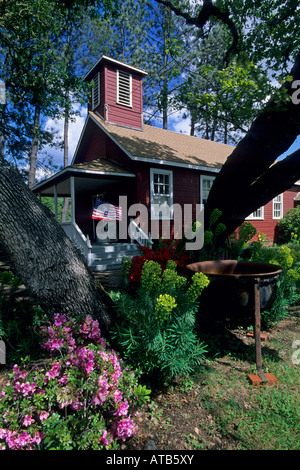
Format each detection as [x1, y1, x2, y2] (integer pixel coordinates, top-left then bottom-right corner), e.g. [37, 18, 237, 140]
[92, 72, 100, 109]
[117, 70, 132, 107]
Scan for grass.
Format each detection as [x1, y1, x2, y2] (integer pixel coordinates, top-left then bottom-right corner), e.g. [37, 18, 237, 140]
[187, 312, 300, 450]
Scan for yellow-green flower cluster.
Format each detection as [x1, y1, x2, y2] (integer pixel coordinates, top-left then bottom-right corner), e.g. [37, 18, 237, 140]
[285, 267, 300, 283]
[140, 260, 162, 293]
[161, 266, 187, 293]
[291, 232, 299, 244]
[270, 245, 294, 270]
[154, 294, 177, 324]
[186, 272, 210, 304]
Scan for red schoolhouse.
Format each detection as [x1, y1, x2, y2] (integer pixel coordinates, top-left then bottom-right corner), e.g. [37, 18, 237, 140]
[33, 56, 300, 270]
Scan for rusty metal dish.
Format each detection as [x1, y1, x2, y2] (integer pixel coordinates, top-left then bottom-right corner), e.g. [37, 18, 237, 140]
[186, 260, 283, 383]
[186, 260, 282, 278]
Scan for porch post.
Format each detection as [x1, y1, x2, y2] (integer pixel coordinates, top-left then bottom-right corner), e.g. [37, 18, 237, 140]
[54, 185, 58, 221]
[70, 176, 75, 225]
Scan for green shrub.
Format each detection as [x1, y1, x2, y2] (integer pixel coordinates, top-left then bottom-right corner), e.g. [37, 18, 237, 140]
[111, 260, 209, 382]
[277, 206, 300, 244]
[250, 243, 300, 326]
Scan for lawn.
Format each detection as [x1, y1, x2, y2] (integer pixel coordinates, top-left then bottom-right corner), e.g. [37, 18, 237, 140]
[124, 306, 300, 451]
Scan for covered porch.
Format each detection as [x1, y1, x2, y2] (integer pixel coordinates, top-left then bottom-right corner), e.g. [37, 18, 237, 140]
[32, 160, 146, 270]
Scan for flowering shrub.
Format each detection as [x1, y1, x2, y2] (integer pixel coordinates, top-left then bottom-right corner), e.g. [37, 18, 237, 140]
[112, 260, 209, 381]
[122, 242, 191, 290]
[0, 314, 150, 450]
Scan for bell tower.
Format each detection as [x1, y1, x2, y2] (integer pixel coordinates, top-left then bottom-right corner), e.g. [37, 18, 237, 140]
[84, 55, 147, 130]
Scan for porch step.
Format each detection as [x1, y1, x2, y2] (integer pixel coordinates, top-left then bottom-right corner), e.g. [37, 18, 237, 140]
[89, 243, 140, 272]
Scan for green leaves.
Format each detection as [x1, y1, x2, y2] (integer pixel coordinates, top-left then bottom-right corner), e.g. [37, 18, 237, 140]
[111, 260, 209, 382]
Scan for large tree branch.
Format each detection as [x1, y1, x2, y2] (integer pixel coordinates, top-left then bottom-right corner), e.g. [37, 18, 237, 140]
[204, 48, 300, 238]
[154, 0, 239, 62]
[247, 149, 300, 210]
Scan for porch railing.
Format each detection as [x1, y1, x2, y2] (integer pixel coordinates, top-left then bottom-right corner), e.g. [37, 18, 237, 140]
[129, 219, 153, 247]
[61, 222, 92, 263]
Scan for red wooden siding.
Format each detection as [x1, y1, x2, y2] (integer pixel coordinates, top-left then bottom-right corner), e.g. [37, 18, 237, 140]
[79, 122, 107, 163]
[247, 186, 299, 242]
[86, 61, 144, 129]
[104, 66, 143, 129]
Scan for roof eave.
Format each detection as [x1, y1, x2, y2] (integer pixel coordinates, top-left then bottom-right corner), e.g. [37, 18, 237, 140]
[84, 55, 148, 81]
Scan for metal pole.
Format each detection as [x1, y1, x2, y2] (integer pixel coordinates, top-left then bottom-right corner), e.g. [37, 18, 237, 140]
[254, 279, 268, 382]
[70, 176, 75, 225]
[54, 185, 58, 221]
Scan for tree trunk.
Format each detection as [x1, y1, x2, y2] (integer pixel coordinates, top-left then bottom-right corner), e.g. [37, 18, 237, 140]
[0, 102, 6, 160]
[28, 103, 41, 189]
[0, 158, 115, 337]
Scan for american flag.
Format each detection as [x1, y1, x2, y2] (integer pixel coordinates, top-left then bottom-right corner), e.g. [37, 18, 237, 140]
[92, 198, 122, 221]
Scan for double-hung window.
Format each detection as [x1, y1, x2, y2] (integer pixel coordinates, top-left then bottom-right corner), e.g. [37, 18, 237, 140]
[200, 175, 215, 205]
[273, 194, 283, 219]
[246, 207, 264, 220]
[92, 72, 100, 109]
[150, 169, 173, 220]
[117, 70, 132, 107]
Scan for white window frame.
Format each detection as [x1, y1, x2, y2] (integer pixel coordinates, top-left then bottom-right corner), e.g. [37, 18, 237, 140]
[246, 206, 264, 220]
[117, 69, 132, 107]
[150, 168, 173, 220]
[92, 72, 100, 109]
[200, 175, 215, 206]
[273, 194, 283, 219]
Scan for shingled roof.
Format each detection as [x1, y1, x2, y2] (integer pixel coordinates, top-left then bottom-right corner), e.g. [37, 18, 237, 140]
[90, 111, 234, 170]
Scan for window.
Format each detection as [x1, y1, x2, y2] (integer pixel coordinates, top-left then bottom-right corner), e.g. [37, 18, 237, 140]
[246, 207, 264, 220]
[117, 70, 132, 107]
[150, 169, 173, 219]
[92, 72, 100, 109]
[273, 194, 283, 219]
[200, 175, 215, 205]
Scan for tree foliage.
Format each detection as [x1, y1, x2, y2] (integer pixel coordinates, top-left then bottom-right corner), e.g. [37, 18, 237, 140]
[154, 0, 300, 238]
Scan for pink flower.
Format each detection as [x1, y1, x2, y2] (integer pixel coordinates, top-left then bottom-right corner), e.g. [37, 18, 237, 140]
[39, 411, 49, 422]
[16, 432, 31, 447]
[114, 400, 129, 417]
[92, 376, 110, 406]
[113, 389, 123, 403]
[23, 415, 34, 427]
[13, 364, 28, 380]
[58, 375, 69, 385]
[14, 381, 36, 397]
[32, 431, 45, 446]
[115, 417, 136, 441]
[54, 313, 66, 326]
[99, 429, 112, 447]
[46, 362, 61, 379]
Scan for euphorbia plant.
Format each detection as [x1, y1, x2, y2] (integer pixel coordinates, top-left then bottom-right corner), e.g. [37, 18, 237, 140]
[0, 314, 150, 450]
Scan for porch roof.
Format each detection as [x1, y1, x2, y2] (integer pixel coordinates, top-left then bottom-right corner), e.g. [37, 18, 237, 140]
[32, 160, 136, 197]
